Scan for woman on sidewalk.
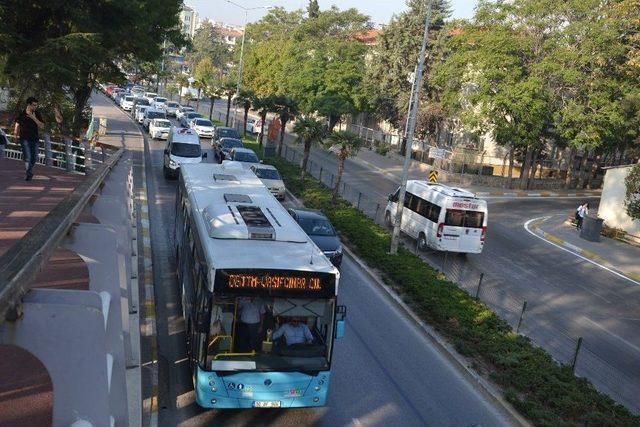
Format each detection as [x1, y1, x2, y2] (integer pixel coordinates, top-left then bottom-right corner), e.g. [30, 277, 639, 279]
[575, 202, 589, 230]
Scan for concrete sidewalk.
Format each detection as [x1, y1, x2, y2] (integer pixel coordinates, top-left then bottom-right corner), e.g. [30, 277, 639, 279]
[529, 214, 640, 284]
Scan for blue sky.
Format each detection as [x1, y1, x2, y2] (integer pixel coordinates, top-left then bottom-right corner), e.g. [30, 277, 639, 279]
[193, 1, 477, 27]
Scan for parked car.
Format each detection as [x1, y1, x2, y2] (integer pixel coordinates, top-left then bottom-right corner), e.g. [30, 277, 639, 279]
[246, 118, 257, 134]
[143, 108, 167, 130]
[190, 118, 215, 138]
[180, 111, 202, 128]
[111, 88, 125, 101]
[153, 96, 168, 110]
[250, 164, 286, 200]
[213, 127, 241, 145]
[215, 137, 244, 162]
[114, 90, 127, 104]
[149, 119, 172, 140]
[165, 101, 180, 117]
[163, 128, 207, 179]
[288, 208, 343, 267]
[252, 119, 267, 135]
[136, 106, 149, 124]
[175, 106, 195, 121]
[229, 147, 260, 168]
[131, 87, 145, 98]
[120, 95, 135, 111]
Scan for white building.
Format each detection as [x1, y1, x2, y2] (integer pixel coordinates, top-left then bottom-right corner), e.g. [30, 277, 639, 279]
[180, 4, 201, 39]
[599, 165, 640, 239]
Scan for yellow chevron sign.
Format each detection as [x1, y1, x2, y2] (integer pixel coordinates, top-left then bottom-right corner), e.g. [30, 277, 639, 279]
[429, 170, 439, 183]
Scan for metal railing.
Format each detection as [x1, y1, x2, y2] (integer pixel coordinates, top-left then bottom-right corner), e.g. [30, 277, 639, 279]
[0, 147, 124, 322]
[0, 132, 112, 174]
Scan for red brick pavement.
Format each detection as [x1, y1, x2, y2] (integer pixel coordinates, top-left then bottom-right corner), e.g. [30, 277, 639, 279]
[0, 158, 99, 426]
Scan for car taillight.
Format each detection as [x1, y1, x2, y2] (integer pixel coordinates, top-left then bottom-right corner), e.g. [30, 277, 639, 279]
[481, 226, 487, 242]
[437, 223, 444, 238]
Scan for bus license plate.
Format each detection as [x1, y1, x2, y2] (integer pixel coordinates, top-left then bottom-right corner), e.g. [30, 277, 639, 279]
[253, 400, 281, 408]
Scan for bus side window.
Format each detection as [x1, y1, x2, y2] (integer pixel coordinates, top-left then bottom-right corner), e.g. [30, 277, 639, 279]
[429, 204, 441, 223]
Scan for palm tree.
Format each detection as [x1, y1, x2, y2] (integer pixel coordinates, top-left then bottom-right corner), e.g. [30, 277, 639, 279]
[192, 80, 204, 112]
[323, 131, 364, 202]
[175, 74, 189, 104]
[275, 96, 299, 157]
[293, 117, 325, 180]
[236, 89, 254, 137]
[252, 95, 278, 148]
[221, 80, 236, 127]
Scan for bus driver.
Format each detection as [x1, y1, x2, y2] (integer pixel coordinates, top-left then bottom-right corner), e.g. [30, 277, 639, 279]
[272, 317, 314, 346]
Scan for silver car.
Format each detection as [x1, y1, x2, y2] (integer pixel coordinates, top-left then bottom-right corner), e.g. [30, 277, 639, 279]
[250, 164, 286, 200]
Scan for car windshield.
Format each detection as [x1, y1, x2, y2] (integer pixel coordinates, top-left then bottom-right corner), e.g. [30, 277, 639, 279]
[137, 99, 150, 106]
[147, 111, 166, 119]
[155, 97, 167, 103]
[195, 119, 212, 126]
[234, 151, 259, 163]
[167, 102, 179, 108]
[171, 143, 201, 158]
[124, 96, 133, 101]
[186, 113, 200, 119]
[138, 107, 148, 114]
[154, 120, 171, 127]
[182, 107, 194, 112]
[219, 128, 240, 139]
[205, 297, 334, 372]
[221, 139, 243, 149]
[254, 168, 281, 180]
[297, 216, 336, 236]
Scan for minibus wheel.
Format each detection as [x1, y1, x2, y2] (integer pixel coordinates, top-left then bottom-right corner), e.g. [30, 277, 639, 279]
[418, 233, 428, 251]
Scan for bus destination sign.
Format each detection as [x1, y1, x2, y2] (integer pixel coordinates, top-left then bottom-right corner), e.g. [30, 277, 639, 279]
[215, 269, 336, 297]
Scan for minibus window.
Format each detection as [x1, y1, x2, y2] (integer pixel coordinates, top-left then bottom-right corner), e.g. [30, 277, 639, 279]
[445, 209, 465, 227]
[464, 211, 485, 228]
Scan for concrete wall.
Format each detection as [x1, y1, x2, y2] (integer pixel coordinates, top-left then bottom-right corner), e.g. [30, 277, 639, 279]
[599, 166, 640, 238]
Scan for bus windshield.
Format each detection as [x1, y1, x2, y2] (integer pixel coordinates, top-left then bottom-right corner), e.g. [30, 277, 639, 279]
[205, 296, 334, 372]
[171, 143, 201, 158]
[444, 209, 484, 228]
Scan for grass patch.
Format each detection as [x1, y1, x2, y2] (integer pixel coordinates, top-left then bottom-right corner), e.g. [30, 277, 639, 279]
[244, 138, 640, 427]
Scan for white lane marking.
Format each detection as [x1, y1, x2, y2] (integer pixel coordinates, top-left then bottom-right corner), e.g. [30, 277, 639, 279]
[581, 316, 640, 355]
[524, 217, 640, 286]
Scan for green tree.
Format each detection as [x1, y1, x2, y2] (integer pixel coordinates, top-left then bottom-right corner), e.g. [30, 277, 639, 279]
[323, 131, 364, 202]
[194, 58, 221, 120]
[175, 74, 189, 104]
[236, 89, 254, 137]
[187, 22, 230, 70]
[625, 164, 640, 221]
[220, 79, 237, 127]
[274, 96, 299, 156]
[166, 83, 179, 101]
[0, 0, 183, 136]
[293, 117, 325, 180]
[308, 0, 320, 19]
[252, 95, 278, 148]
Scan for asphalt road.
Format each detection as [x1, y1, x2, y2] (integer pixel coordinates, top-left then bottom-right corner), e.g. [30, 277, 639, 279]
[187, 95, 640, 412]
[132, 109, 513, 426]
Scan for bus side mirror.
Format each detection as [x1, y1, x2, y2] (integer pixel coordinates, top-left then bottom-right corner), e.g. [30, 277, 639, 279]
[388, 193, 394, 201]
[202, 152, 208, 159]
[335, 320, 345, 339]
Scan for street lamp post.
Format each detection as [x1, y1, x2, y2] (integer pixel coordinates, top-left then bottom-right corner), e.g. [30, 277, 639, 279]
[390, 0, 434, 254]
[225, 0, 273, 130]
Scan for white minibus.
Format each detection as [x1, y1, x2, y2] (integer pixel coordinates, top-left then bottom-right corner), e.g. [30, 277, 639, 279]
[385, 181, 487, 254]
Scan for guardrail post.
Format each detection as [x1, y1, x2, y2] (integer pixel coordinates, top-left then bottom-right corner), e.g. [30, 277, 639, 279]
[83, 138, 92, 173]
[357, 192, 362, 210]
[475, 273, 484, 300]
[571, 337, 583, 373]
[375, 203, 380, 222]
[516, 300, 527, 333]
[65, 138, 73, 172]
[319, 166, 323, 183]
[44, 134, 53, 166]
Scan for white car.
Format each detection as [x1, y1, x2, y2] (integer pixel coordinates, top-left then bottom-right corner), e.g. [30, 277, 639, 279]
[153, 96, 168, 110]
[165, 101, 180, 117]
[143, 108, 167, 130]
[250, 164, 286, 200]
[136, 106, 149, 124]
[246, 118, 257, 133]
[190, 118, 215, 138]
[144, 92, 158, 103]
[149, 119, 172, 140]
[120, 95, 135, 111]
[163, 128, 207, 179]
[176, 106, 195, 121]
[252, 119, 268, 135]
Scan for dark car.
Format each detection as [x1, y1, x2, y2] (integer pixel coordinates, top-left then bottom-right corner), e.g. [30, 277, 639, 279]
[131, 97, 150, 117]
[288, 208, 342, 267]
[215, 137, 244, 162]
[213, 127, 241, 144]
[180, 112, 203, 128]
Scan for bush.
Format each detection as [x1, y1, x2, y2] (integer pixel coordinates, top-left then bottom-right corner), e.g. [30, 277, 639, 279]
[247, 139, 640, 427]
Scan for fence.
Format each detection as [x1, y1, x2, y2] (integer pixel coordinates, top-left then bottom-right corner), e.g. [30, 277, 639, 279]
[275, 140, 640, 414]
[0, 132, 112, 175]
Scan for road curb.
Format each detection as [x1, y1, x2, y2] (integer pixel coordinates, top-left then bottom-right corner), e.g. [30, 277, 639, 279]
[284, 189, 530, 427]
[527, 218, 640, 285]
[477, 191, 601, 198]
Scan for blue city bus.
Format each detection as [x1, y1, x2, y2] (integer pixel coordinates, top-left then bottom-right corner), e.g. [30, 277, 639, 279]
[175, 162, 345, 409]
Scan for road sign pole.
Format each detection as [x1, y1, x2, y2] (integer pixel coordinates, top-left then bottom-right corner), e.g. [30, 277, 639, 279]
[390, 0, 434, 255]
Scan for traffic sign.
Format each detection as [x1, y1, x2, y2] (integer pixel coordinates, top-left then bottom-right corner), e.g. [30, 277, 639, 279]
[429, 171, 439, 183]
[429, 147, 446, 159]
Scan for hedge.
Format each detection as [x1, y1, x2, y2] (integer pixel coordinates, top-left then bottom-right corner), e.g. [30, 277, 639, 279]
[242, 140, 640, 427]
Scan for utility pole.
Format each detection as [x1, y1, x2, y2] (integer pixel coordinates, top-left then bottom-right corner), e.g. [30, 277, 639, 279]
[390, 0, 433, 254]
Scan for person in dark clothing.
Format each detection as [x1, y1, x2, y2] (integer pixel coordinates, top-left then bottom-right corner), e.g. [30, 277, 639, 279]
[14, 97, 45, 181]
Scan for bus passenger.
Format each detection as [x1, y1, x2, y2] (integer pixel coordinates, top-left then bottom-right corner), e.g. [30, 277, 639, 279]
[237, 297, 265, 353]
[273, 317, 314, 346]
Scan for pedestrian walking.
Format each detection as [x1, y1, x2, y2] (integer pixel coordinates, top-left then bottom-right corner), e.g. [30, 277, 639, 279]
[575, 202, 589, 230]
[14, 97, 45, 181]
